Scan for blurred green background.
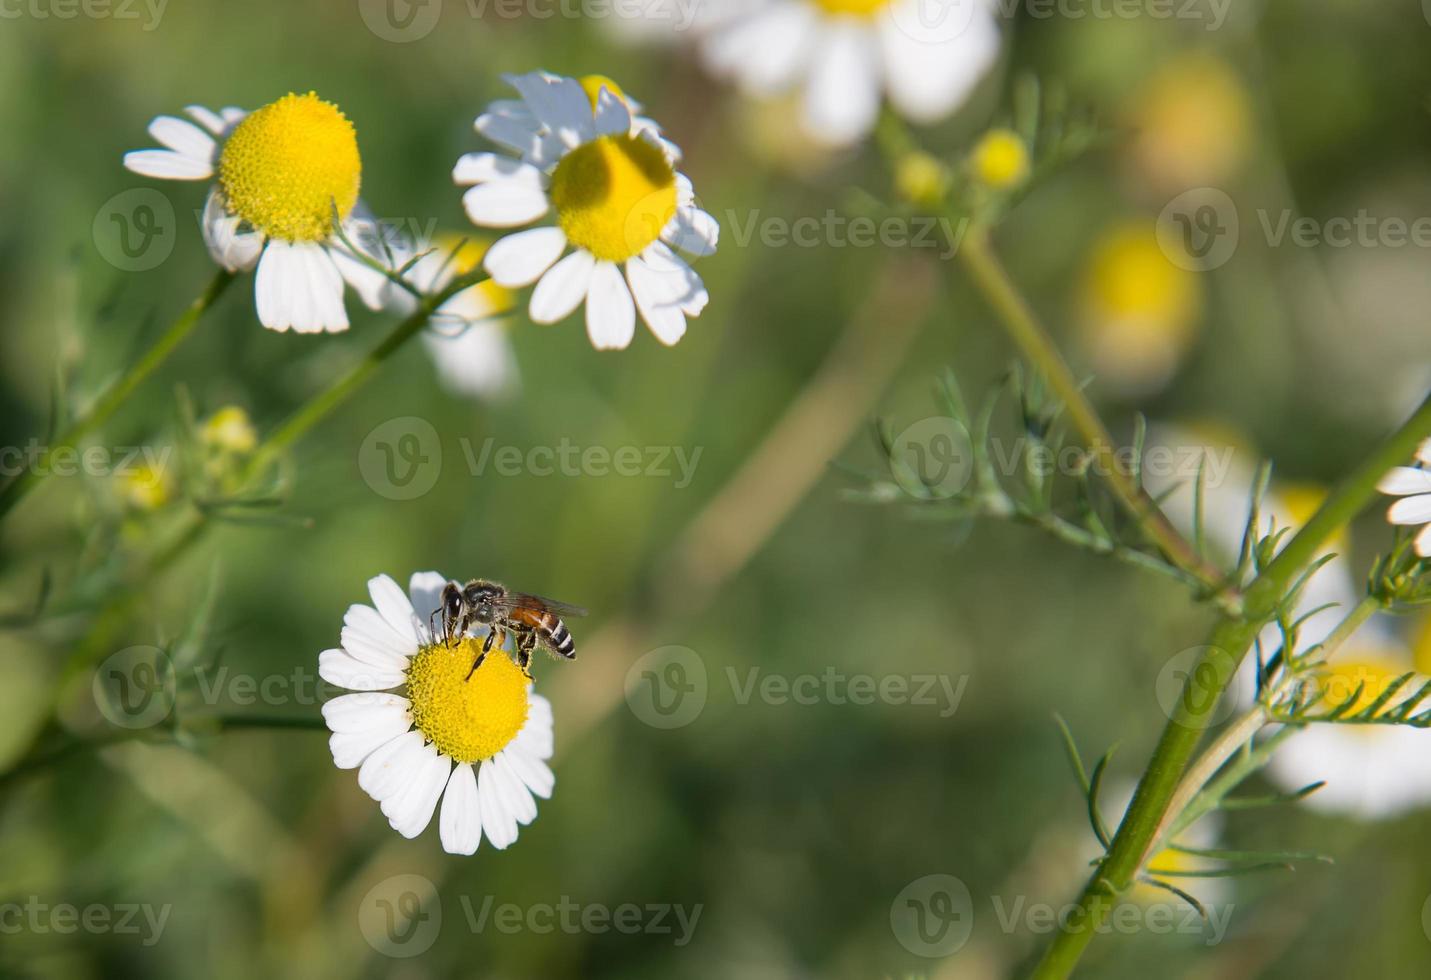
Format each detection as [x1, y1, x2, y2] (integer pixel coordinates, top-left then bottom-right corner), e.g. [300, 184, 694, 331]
[2, 0, 1431, 977]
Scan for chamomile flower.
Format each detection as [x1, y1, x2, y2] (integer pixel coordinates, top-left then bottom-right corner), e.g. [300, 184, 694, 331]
[319, 572, 555, 854]
[123, 93, 395, 333]
[457, 71, 718, 350]
[1376, 438, 1431, 557]
[701, 0, 1001, 146]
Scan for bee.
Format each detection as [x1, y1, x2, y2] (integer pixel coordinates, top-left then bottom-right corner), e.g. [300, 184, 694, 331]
[431, 579, 587, 679]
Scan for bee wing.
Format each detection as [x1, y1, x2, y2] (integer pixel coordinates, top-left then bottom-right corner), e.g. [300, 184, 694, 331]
[493, 592, 589, 618]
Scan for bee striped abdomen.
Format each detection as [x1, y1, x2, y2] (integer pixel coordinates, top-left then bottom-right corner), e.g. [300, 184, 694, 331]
[548, 620, 576, 658]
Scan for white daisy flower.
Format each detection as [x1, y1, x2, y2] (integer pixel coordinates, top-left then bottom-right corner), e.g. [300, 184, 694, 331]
[318, 572, 555, 854]
[1376, 438, 1431, 557]
[700, 0, 1001, 146]
[123, 92, 395, 334]
[456, 71, 719, 351]
[1265, 639, 1431, 820]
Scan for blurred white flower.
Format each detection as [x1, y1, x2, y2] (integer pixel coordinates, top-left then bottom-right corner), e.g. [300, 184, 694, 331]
[700, 0, 1000, 145]
[318, 573, 555, 855]
[1376, 438, 1431, 557]
[124, 93, 395, 333]
[457, 71, 718, 350]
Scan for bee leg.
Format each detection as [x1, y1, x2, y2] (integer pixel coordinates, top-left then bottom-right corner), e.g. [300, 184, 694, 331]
[466, 629, 500, 682]
[516, 634, 536, 679]
[482, 629, 498, 654]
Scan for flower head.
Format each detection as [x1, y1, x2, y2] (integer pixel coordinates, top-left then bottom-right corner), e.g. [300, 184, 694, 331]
[457, 71, 718, 350]
[1377, 439, 1431, 557]
[700, 0, 1001, 145]
[970, 128, 1029, 190]
[319, 573, 555, 854]
[124, 94, 394, 334]
[201, 406, 258, 454]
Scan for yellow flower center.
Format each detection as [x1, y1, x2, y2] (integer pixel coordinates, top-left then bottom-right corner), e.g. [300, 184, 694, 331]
[404, 638, 529, 764]
[218, 92, 361, 242]
[579, 74, 627, 109]
[201, 406, 257, 454]
[549, 134, 676, 263]
[971, 129, 1031, 190]
[814, 0, 890, 16]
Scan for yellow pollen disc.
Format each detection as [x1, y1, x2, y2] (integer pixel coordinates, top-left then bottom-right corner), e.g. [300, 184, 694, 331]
[549, 135, 676, 263]
[815, 0, 890, 15]
[218, 92, 361, 242]
[579, 74, 627, 110]
[404, 638, 529, 764]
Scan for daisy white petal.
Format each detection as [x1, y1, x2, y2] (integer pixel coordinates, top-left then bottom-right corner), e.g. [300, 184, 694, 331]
[704, 2, 817, 95]
[318, 649, 406, 691]
[201, 188, 263, 273]
[440, 764, 483, 855]
[1387, 494, 1431, 526]
[504, 745, 555, 799]
[463, 181, 552, 228]
[484, 227, 568, 287]
[183, 104, 228, 136]
[492, 752, 539, 825]
[329, 726, 407, 771]
[663, 206, 720, 257]
[123, 149, 213, 180]
[423, 320, 520, 401]
[475, 112, 550, 163]
[877, 0, 1000, 124]
[452, 152, 545, 187]
[368, 574, 422, 646]
[343, 603, 416, 664]
[477, 759, 520, 849]
[385, 749, 452, 839]
[530, 249, 597, 324]
[322, 692, 412, 733]
[148, 115, 217, 164]
[803, 20, 882, 145]
[504, 71, 597, 148]
[627, 256, 688, 346]
[1378, 467, 1431, 496]
[358, 729, 428, 802]
[255, 241, 349, 334]
[585, 261, 637, 350]
[593, 87, 634, 137]
[1417, 523, 1431, 557]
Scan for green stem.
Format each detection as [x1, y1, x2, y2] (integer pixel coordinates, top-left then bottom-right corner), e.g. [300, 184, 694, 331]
[956, 231, 1228, 598]
[0, 269, 235, 520]
[1029, 393, 1431, 979]
[243, 272, 481, 479]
